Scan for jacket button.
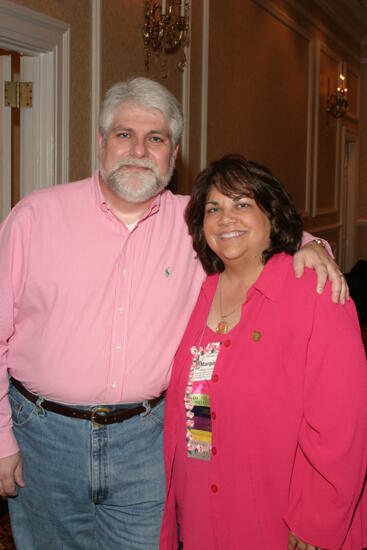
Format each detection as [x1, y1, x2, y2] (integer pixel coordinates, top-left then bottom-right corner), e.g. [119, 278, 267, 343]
[212, 447, 217, 455]
[223, 339, 231, 347]
[212, 374, 219, 383]
[211, 411, 216, 420]
[211, 484, 218, 493]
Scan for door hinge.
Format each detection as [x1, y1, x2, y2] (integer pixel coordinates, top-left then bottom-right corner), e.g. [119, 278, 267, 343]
[4, 81, 33, 108]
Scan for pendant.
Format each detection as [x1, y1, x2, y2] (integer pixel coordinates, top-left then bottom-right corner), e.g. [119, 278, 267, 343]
[216, 320, 228, 335]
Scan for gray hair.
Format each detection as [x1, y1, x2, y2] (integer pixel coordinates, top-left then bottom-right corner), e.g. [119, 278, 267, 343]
[98, 77, 184, 147]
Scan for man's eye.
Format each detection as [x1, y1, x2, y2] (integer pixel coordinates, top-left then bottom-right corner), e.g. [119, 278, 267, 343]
[117, 132, 130, 139]
[150, 136, 164, 143]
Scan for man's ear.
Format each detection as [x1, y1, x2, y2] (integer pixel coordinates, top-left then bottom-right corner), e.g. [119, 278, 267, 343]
[173, 144, 179, 160]
[98, 131, 103, 150]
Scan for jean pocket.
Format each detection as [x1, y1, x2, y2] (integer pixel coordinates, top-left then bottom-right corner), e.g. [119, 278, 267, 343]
[142, 398, 165, 427]
[8, 386, 37, 426]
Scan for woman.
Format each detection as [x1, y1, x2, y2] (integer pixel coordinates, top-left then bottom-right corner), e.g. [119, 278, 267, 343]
[160, 155, 367, 550]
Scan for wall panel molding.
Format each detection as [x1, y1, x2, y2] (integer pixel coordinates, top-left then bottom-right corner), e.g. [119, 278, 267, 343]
[242, 0, 313, 215]
[284, 0, 361, 62]
[252, 0, 312, 39]
[312, 40, 340, 217]
[345, 64, 360, 122]
[181, 0, 192, 190]
[309, 222, 342, 232]
[91, 0, 101, 173]
[304, 39, 314, 218]
[200, 0, 209, 171]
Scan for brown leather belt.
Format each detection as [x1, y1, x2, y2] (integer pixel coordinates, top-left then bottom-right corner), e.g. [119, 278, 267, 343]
[11, 378, 165, 427]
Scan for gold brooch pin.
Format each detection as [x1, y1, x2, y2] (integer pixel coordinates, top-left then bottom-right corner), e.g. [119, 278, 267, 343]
[252, 331, 261, 341]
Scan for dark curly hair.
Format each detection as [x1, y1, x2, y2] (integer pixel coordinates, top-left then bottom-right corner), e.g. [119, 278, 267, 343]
[185, 154, 303, 275]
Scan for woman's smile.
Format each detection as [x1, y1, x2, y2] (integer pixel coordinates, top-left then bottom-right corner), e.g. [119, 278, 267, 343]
[218, 230, 246, 239]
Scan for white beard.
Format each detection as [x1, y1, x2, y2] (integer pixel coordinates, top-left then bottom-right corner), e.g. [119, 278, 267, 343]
[100, 155, 175, 203]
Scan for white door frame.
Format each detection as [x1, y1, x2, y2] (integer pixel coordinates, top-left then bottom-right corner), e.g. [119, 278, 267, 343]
[0, 0, 70, 188]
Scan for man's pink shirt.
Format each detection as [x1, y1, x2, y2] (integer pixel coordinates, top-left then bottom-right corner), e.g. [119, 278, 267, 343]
[0, 173, 205, 457]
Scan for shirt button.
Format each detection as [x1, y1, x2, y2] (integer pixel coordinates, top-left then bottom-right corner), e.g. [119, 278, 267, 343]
[211, 484, 218, 493]
[223, 339, 231, 347]
[116, 344, 122, 351]
[211, 411, 216, 420]
[212, 374, 219, 383]
[212, 447, 217, 455]
[122, 268, 127, 276]
[111, 383, 117, 389]
[119, 307, 124, 314]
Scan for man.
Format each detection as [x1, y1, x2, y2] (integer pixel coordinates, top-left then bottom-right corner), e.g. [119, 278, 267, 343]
[0, 78, 346, 549]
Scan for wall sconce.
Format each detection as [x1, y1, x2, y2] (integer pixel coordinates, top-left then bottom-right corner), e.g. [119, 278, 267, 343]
[144, 0, 190, 76]
[326, 72, 348, 118]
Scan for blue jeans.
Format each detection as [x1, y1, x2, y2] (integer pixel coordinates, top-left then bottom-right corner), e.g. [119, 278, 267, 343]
[7, 382, 166, 550]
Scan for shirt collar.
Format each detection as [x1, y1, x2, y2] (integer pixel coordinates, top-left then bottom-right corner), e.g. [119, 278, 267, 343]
[201, 253, 290, 304]
[251, 253, 289, 302]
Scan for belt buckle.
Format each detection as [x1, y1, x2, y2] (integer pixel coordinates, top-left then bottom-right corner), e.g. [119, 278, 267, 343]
[91, 406, 111, 427]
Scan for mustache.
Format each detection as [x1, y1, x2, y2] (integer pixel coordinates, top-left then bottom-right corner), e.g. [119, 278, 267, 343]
[109, 156, 160, 177]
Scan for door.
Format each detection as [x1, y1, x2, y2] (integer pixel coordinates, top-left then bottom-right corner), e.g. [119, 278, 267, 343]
[0, 55, 11, 221]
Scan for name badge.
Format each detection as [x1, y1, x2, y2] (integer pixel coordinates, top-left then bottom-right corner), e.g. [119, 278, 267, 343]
[192, 347, 220, 381]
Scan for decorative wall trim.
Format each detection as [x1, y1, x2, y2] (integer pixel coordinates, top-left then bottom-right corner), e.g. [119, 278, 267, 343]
[200, 0, 209, 170]
[304, 39, 314, 218]
[252, 0, 313, 40]
[181, 0, 192, 189]
[309, 222, 341, 232]
[345, 64, 360, 121]
[312, 40, 321, 218]
[312, 40, 340, 217]
[61, 27, 70, 183]
[253, 0, 314, 215]
[91, 0, 101, 173]
[357, 218, 367, 226]
[0, 0, 70, 185]
[285, 0, 361, 63]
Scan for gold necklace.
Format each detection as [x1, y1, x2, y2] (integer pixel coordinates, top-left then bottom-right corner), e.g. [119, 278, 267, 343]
[216, 275, 244, 335]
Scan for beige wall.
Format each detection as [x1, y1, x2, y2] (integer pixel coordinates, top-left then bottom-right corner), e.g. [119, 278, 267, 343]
[178, 0, 366, 268]
[101, 1, 182, 99]
[5, 0, 367, 264]
[100, 0, 184, 173]
[190, 0, 364, 267]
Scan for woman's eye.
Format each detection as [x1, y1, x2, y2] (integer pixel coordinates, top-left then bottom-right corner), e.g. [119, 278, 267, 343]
[205, 207, 218, 214]
[237, 201, 249, 209]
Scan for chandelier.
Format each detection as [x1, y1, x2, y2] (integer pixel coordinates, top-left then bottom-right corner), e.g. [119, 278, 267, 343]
[144, 0, 190, 76]
[326, 72, 348, 119]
